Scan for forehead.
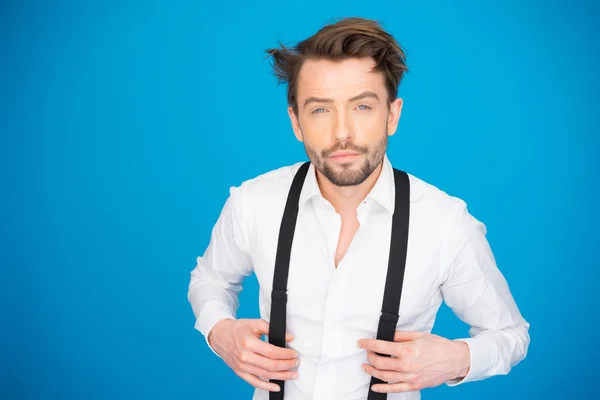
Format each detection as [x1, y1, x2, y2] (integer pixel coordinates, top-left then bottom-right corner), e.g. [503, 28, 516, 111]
[296, 57, 386, 100]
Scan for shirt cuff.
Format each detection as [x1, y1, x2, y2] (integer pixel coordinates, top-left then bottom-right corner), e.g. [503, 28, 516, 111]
[194, 300, 236, 359]
[445, 337, 497, 386]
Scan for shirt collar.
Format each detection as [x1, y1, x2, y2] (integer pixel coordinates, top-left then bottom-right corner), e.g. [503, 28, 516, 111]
[298, 153, 396, 215]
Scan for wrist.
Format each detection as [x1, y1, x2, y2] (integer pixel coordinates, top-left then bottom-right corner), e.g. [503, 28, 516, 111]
[208, 318, 232, 351]
[453, 340, 471, 380]
[208, 329, 216, 349]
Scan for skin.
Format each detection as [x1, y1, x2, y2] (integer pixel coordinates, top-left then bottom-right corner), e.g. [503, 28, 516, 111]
[208, 56, 470, 394]
[358, 331, 470, 393]
[208, 318, 299, 393]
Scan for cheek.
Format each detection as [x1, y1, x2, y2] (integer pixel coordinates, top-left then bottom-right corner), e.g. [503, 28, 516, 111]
[353, 112, 387, 137]
[301, 117, 333, 145]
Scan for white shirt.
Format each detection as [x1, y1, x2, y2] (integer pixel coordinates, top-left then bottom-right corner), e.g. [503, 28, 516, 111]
[188, 154, 530, 400]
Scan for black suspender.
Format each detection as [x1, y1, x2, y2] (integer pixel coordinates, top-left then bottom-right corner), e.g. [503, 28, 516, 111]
[367, 167, 410, 400]
[268, 161, 311, 400]
[268, 162, 410, 400]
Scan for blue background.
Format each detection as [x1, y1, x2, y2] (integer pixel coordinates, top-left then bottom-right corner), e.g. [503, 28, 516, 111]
[1, 0, 598, 399]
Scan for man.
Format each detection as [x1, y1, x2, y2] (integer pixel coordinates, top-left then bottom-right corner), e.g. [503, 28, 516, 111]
[188, 17, 530, 400]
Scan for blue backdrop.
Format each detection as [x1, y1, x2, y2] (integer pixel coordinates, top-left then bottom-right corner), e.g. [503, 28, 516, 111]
[1, 1, 598, 399]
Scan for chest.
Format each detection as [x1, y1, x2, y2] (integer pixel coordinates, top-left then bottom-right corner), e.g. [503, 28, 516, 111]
[251, 204, 445, 334]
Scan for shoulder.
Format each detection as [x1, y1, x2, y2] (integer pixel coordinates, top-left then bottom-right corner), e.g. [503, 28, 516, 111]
[223, 162, 306, 251]
[406, 172, 469, 219]
[234, 161, 306, 199]
[404, 171, 486, 256]
[226, 161, 306, 223]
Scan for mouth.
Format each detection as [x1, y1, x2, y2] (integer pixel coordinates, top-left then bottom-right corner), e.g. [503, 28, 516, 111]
[329, 151, 361, 162]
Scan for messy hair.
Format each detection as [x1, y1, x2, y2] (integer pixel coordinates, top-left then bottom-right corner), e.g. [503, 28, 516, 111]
[265, 17, 409, 115]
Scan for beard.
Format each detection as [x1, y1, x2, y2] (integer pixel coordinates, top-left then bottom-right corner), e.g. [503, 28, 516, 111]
[303, 133, 388, 187]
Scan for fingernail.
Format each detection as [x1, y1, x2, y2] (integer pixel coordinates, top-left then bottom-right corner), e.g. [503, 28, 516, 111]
[292, 372, 299, 379]
[272, 386, 280, 392]
[295, 359, 301, 366]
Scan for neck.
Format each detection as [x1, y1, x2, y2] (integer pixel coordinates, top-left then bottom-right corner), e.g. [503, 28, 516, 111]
[316, 161, 384, 216]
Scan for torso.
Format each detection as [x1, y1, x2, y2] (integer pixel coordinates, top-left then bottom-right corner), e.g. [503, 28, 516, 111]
[244, 161, 468, 399]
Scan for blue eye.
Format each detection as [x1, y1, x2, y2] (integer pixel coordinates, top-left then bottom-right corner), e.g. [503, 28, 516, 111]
[356, 104, 371, 111]
[312, 108, 326, 114]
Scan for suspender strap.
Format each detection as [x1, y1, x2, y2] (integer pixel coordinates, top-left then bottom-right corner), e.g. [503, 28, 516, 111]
[268, 162, 410, 400]
[367, 168, 411, 400]
[268, 162, 310, 400]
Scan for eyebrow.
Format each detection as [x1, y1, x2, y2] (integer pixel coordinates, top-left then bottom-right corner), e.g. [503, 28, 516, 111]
[303, 91, 380, 108]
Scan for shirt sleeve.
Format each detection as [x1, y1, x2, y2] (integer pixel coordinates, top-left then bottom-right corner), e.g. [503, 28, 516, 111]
[439, 202, 530, 386]
[187, 184, 253, 358]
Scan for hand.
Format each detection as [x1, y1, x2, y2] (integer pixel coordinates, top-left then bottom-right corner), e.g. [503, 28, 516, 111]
[208, 318, 300, 392]
[357, 331, 470, 393]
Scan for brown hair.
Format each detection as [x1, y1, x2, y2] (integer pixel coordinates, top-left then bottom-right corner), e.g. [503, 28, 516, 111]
[265, 17, 409, 116]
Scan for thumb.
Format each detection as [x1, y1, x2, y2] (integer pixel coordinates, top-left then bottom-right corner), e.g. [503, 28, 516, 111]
[394, 330, 424, 342]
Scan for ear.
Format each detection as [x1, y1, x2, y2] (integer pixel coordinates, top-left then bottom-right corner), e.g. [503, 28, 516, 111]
[288, 105, 303, 142]
[386, 97, 403, 136]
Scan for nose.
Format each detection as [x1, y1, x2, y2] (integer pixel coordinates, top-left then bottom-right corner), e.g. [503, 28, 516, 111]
[333, 109, 353, 143]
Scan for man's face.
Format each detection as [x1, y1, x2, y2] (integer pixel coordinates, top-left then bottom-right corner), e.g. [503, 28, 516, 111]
[288, 57, 403, 187]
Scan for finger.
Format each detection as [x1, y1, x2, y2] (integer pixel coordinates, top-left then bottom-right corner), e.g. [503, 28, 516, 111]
[252, 320, 295, 342]
[259, 332, 295, 343]
[249, 337, 298, 360]
[252, 319, 271, 336]
[393, 331, 424, 342]
[362, 364, 417, 385]
[236, 371, 281, 392]
[371, 382, 420, 394]
[239, 360, 299, 381]
[240, 350, 300, 372]
[367, 350, 399, 371]
[358, 339, 400, 357]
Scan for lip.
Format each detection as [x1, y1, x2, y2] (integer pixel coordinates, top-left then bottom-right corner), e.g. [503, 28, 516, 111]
[330, 151, 360, 159]
[329, 152, 361, 163]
